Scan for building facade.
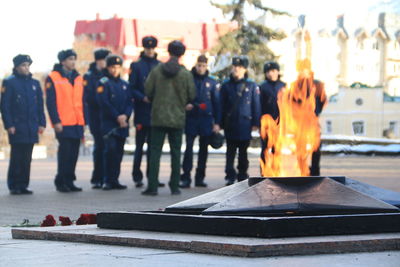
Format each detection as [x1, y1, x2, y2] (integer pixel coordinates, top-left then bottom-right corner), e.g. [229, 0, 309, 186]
[320, 85, 400, 138]
[260, 12, 400, 98]
[73, 14, 236, 74]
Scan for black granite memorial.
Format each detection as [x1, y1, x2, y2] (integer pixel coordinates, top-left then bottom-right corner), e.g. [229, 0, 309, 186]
[97, 176, 400, 238]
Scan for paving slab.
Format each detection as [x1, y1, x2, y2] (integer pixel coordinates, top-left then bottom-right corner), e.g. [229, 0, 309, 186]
[2, 227, 400, 267]
[11, 225, 400, 258]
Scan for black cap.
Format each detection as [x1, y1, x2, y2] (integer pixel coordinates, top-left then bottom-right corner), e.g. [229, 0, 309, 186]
[232, 56, 249, 68]
[94, 48, 111, 60]
[106, 55, 123, 67]
[142, 36, 158, 48]
[58, 49, 77, 62]
[13, 54, 32, 67]
[209, 132, 224, 149]
[168, 40, 186, 57]
[197, 55, 208, 63]
[264, 61, 280, 73]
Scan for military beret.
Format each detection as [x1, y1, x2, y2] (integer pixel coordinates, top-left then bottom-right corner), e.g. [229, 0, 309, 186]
[197, 55, 208, 63]
[264, 61, 280, 73]
[142, 36, 158, 48]
[94, 48, 111, 60]
[168, 40, 186, 57]
[13, 54, 32, 67]
[58, 49, 77, 62]
[232, 56, 249, 68]
[106, 55, 123, 67]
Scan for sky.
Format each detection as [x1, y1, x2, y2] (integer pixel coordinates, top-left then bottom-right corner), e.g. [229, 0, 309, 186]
[0, 0, 396, 75]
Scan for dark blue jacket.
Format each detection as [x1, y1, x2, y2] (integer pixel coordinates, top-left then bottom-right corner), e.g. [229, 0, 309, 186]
[97, 72, 133, 138]
[259, 79, 285, 120]
[45, 64, 87, 139]
[185, 68, 221, 137]
[314, 80, 327, 117]
[84, 62, 106, 135]
[220, 75, 261, 141]
[1, 71, 46, 144]
[129, 52, 160, 127]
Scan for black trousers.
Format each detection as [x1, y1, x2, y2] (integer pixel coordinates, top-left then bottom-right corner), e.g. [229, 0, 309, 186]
[90, 133, 104, 184]
[181, 134, 210, 184]
[225, 139, 250, 182]
[310, 145, 321, 176]
[132, 126, 151, 182]
[104, 135, 125, 185]
[7, 143, 34, 190]
[55, 138, 81, 188]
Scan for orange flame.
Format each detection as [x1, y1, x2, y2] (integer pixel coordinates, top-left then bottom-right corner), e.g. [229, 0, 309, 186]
[260, 59, 321, 177]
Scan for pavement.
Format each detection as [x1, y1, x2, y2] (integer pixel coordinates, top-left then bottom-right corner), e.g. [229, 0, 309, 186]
[0, 153, 399, 266]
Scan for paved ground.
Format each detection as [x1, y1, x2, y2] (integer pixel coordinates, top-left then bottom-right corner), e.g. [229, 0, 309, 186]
[0, 153, 399, 266]
[0, 153, 399, 226]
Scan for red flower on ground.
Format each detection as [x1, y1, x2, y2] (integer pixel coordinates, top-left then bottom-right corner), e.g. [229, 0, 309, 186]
[199, 103, 207, 110]
[40, 215, 56, 227]
[59, 216, 72, 226]
[87, 214, 97, 224]
[76, 214, 97, 225]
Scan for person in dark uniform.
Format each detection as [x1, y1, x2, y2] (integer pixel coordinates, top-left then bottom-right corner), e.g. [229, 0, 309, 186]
[129, 36, 160, 188]
[310, 79, 327, 176]
[179, 55, 221, 188]
[0, 54, 46, 195]
[96, 55, 133, 190]
[83, 48, 110, 189]
[46, 49, 86, 193]
[220, 56, 261, 186]
[259, 61, 285, 164]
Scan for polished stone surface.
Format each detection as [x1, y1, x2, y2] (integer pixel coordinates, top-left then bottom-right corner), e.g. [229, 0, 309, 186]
[11, 225, 400, 258]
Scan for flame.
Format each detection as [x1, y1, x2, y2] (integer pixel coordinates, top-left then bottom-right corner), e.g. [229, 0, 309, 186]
[260, 59, 321, 177]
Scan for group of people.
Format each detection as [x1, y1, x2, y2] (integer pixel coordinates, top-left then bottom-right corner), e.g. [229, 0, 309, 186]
[0, 36, 326, 196]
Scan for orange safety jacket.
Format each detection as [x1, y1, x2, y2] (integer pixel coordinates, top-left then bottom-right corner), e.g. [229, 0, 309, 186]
[48, 71, 85, 126]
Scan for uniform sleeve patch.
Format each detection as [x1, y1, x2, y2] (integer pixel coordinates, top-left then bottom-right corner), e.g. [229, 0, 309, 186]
[45, 82, 52, 90]
[100, 77, 109, 84]
[97, 86, 104, 94]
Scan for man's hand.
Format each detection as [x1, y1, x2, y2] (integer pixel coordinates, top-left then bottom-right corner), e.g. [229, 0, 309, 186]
[117, 115, 128, 128]
[213, 124, 220, 133]
[54, 123, 63, 133]
[7, 127, 16, 135]
[38, 126, 45, 134]
[185, 104, 194, 111]
[143, 96, 151, 103]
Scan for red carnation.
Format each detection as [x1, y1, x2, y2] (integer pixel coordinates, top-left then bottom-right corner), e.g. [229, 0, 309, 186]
[199, 103, 207, 110]
[59, 216, 72, 226]
[76, 214, 97, 225]
[40, 215, 56, 227]
[136, 124, 143, 131]
[76, 214, 88, 225]
[87, 214, 97, 224]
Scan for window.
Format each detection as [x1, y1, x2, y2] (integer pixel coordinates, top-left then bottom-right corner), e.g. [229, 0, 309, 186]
[389, 121, 399, 135]
[352, 121, 365, 135]
[372, 41, 379, 50]
[326, 120, 332, 134]
[355, 98, 363, 106]
[356, 64, 364, 72]
[357, 39, 365, 50]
